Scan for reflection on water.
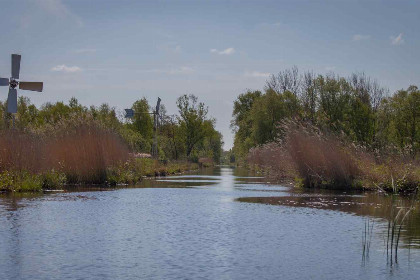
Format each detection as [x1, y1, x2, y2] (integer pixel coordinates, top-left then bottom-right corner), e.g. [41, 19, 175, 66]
[0, 167, 419, 280]
[237, 193, 420, 249]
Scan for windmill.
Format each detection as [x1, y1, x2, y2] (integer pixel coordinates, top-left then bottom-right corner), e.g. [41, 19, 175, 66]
[151, 97, 161, 158]
[0, 54, 43, 127]
[125, 97, 162, 158]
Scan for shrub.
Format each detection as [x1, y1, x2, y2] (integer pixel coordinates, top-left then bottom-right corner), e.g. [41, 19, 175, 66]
[0, 171, 43, 192]
[248, 121, 419, 191]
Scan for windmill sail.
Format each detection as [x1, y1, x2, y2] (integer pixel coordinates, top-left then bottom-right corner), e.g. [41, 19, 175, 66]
[0, 77, 9, 86]
[7, 88, 17, 113]
[11, 54, 21, 79]
[19, 82, 43, 92]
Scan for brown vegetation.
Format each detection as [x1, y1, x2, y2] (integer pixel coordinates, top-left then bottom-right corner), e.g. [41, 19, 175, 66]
[0, 121, 129, 185]
[248, 121, 420, 192]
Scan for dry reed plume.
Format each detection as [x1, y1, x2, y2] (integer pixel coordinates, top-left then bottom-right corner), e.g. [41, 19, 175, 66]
[248, 120, 419, 191]
[0, 120, 129, 184]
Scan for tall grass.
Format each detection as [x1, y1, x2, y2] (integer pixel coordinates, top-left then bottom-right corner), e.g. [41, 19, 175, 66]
[386, 204, 414, 264]
[48, 124, 129, 183]
[249, 121, 361, 189]
[0, 119, 129, 187]
[362, 218, 374, 263]
[0, 130, 45, 173]
[248, 120, 420, 191]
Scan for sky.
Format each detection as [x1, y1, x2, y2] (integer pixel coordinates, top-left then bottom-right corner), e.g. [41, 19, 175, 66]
[0, 0, 419, 149]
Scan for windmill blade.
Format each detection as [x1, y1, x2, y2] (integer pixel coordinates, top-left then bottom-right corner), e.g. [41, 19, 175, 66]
[11, 54, 21, 79]
[0, 77, 9, 86]
[7, 88, 17, 113]
[19, 81, 43, 92]
[156, 97, 161, 115]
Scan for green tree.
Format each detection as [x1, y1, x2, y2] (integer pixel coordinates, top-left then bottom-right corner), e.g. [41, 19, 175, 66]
[231, 90, 262, 159]
[177, 94, 209, 158]
[131, 98, 153, 140]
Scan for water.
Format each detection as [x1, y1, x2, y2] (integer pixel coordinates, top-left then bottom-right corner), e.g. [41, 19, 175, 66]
[1, 167, 420, 280]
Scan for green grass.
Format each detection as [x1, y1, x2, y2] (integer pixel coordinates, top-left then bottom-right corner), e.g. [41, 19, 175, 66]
[106, 158, 200, 186]
[0, 158, 202, 192]
[0, 170, 68, 193]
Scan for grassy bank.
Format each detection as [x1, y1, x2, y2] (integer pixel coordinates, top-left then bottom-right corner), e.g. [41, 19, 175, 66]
[0, 123, 200, 193]
[106, 158, 199, 186]
[0, 158, 199, 193]
[248, 121, 420, 193]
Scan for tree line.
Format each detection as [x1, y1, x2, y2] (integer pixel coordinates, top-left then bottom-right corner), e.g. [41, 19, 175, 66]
[231, 67, 420, 161]
[0, 94, 223, 163]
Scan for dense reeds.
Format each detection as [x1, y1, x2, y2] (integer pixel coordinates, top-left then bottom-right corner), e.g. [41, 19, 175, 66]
[0, 119, 130, 191]
[248, 121, 420, 192]
[47, 124, 130, 183]
[0, 119, 200, 192]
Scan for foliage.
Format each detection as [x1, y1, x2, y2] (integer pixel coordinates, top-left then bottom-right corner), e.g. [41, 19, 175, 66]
[233, 67, 419, 191]
[177, 94, 211, 158]
[232, 68, 420, 161]
[247, 121, 420, 192]
[0, 94, 222, 192]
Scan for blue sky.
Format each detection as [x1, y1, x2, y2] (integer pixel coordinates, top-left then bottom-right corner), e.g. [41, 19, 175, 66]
[0, 0, 418, 149]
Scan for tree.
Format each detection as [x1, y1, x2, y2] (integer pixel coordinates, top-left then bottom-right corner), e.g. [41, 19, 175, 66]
[131, 98, 153, 140]
[231, 90, 262, 159]
[266, 66, 300, 96]
[177, 94, 209, 158]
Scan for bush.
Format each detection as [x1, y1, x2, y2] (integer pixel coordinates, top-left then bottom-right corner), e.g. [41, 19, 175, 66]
[0, 171, 43, 192]
[248, 121, 419, 192]
[41, 170, 67, 190]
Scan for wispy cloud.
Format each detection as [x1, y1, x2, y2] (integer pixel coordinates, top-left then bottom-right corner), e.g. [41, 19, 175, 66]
[51, 64, 82, 73]
[168, 66, 194, 74]
[325, 66, 336, 71]
[157, 43, 181, 53]
[210, 47, 235, 55]
[352, 34, 371, 41]
[147, 66, 194, 75]
[244, 71, 270, 78]
[390, 33, 404, 45]
[35, 0, 83, 27]
[74, 48, 97, 54]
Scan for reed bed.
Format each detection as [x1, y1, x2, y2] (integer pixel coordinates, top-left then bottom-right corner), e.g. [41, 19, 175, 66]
[248, 121, 420, 192]
[0, 120, 130, 190]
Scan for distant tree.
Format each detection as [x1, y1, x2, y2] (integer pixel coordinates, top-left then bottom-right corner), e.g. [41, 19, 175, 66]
[131, 98, 153, 140]
[177, 94, 209, 158]
[266, 66, 300, 96]
[231, 90, 262, 159]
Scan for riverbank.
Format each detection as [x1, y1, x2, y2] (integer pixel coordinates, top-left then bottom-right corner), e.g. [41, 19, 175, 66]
[247, 123, 420, 194]
[0, 158, 200, 193]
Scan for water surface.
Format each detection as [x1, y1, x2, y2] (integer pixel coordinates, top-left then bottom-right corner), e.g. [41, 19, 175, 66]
[1, 167, 419, 280]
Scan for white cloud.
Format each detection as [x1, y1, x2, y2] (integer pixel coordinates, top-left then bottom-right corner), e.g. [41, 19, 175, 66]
[244, 71, 270, 78]
[391, 33, 404, 45]
[352, 34, 371, 41]
[74, 48, 97, 54]
[51, 65, 82, 73]
[147, 66, 194, 75]
[210, 47, 235, 55]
